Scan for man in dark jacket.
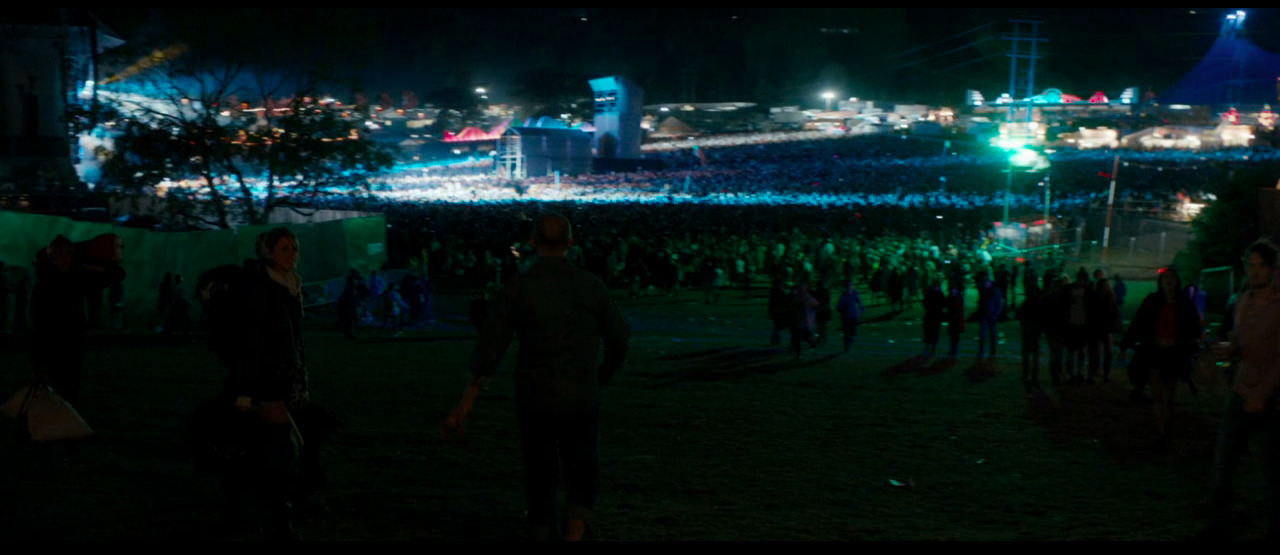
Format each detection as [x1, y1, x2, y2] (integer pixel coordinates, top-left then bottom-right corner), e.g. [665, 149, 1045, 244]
[29, 235, 125, 466]
[1019, 284, 1046, 393]
[446, 214, 630, 541]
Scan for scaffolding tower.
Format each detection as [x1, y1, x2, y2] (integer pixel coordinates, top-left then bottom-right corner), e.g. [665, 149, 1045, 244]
[498, 132, 525, 180]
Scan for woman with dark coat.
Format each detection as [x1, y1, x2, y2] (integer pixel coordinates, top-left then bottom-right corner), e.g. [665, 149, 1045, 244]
[224, 228, 336, 539]
[1121, 268, 1204, 442]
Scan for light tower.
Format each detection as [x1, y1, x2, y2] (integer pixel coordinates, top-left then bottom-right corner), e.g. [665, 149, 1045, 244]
[1222, 9, 1247, 37]
[588, 76, 644, 160]
[1222, 9, 1250, 107]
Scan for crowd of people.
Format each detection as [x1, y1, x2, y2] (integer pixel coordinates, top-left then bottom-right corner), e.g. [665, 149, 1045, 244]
[348, 134, 1276, 216]
[11, 129, 1280, 541]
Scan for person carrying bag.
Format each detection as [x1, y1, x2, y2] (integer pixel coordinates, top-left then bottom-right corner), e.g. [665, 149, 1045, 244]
[2, 383, 94, 444]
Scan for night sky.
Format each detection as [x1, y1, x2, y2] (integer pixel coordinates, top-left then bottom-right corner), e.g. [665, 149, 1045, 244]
[85, 8, 1280, 107]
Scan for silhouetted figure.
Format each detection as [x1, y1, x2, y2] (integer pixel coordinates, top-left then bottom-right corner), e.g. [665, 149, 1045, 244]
[1205, 243, 1280, 540]
[946, 286, 966, 359]
[1121, 268, 1203, 443]
[446, 214, 629, 542]
[836, 280, 866, 354]
[1019, 284, 1045, 393]
[29, 235, 125, 466]
[922, 282, 946, 357]
[975, 271, 1005, 360]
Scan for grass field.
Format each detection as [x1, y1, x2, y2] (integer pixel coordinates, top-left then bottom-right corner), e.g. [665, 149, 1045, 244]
[0, 279, 1265, 541]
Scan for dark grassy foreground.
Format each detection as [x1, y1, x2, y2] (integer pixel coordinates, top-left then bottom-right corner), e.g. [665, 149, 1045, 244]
[0, 281, 1266, 541]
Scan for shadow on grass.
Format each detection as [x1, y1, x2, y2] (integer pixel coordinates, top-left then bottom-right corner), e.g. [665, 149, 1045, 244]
[863, 310, 907, 325]
[964, 359, 1001, 384]
[365, 335, 476, 345]
[639, 347, 843, 386]
[656, 347, 738, 362]
[1024, 381, 1222, 467]
[883, 356, 958, 378]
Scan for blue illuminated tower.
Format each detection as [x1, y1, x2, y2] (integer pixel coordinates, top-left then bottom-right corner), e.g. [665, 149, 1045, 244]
[588, 76, 644, 160]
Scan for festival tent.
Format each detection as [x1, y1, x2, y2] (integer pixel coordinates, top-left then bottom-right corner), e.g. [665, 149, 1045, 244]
[1162, 33, 1280, 106]
[443, 118, 514, 143]
[1120, 126, 1206, 150]
[649, 117, 700, 139]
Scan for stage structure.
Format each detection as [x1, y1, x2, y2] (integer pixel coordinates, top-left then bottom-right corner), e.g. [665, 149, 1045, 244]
[589, 76, 644, 160]
[497, 127, 593, 179]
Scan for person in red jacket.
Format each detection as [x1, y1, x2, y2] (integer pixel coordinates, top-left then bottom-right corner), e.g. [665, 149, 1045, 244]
[1121, 268, 1203, 443]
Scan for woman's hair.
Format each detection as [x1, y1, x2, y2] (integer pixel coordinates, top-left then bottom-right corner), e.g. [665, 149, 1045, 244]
[256, 227, 299, 260]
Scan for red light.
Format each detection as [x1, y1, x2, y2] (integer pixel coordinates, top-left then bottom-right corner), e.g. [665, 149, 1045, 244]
[994, 222, 1003, 227]
[1016, 258, 1027, 263]
[1158, 268, 1167, 274]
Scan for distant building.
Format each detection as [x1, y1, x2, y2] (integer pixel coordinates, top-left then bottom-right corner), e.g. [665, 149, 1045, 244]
[1, 10, 122, 191]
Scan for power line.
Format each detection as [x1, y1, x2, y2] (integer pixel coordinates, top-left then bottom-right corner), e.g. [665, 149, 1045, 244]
[896, 36, 997, 71]
[887, 21, 996, 59]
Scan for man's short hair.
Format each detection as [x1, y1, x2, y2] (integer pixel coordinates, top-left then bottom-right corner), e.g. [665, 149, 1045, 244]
[1247, 241, 1279, 269]
[535, 214, 573, 250]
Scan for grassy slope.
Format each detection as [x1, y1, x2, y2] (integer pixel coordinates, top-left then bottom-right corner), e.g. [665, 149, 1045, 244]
[0, 280, 1263, 541]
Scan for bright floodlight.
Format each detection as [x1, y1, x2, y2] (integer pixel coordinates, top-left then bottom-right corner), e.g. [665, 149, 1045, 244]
[1011, 149, 1041, 168]
[998, 138, 1028, 151]
[822, 92, 836, 100]
[475, 87, 487, 95]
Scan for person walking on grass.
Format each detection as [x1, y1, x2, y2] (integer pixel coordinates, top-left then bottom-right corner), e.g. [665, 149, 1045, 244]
[445, 214, 630, 541]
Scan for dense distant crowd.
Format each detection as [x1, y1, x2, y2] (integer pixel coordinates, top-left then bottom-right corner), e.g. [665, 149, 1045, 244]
[302, 133, 1280, 281]
[357, 133, 1268, 213]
